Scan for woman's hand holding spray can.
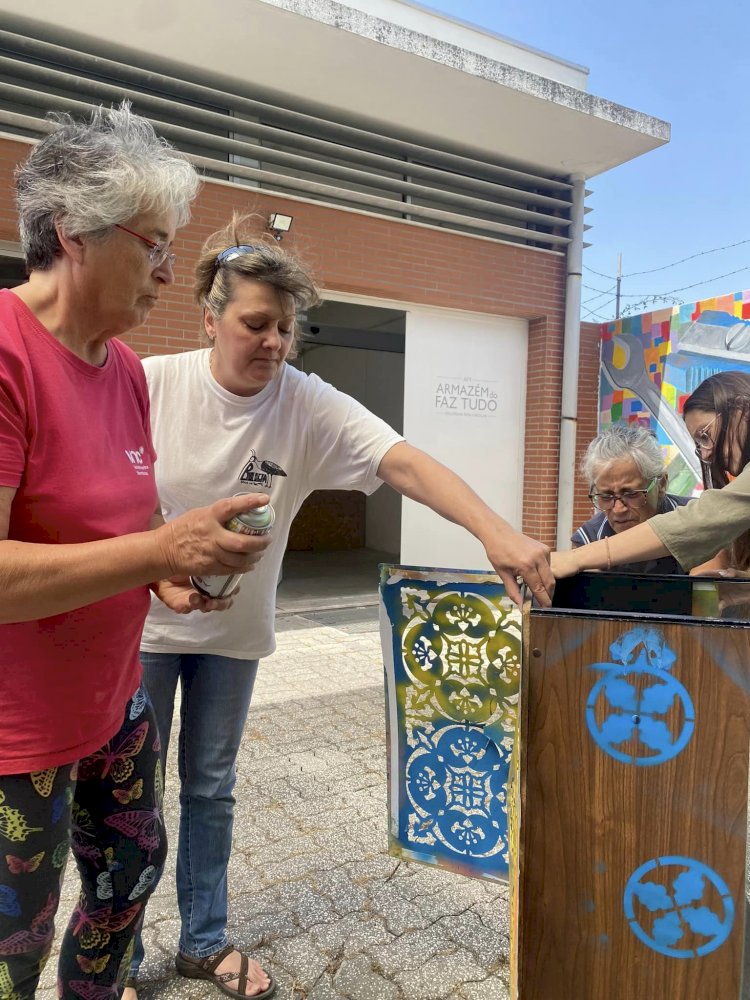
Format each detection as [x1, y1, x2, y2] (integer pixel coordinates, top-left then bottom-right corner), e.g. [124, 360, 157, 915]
[190, 495, 275, 599]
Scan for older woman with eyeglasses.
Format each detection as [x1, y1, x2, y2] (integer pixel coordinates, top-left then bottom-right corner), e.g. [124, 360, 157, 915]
[553, 372, 750, 579]
[572, 423, 689, 574]
[0, 106, 273, 1000]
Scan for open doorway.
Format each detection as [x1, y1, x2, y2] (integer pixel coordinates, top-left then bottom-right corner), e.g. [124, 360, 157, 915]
[276, 298, 405, 611]
[0, 242, 26, 289]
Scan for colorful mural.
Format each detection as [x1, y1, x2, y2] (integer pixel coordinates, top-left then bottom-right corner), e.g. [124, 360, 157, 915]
[599, 289, 750, 495]
[379, 564, 520, 882]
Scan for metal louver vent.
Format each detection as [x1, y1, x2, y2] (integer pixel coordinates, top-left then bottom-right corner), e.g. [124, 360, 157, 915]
[0, 27, 575, 251]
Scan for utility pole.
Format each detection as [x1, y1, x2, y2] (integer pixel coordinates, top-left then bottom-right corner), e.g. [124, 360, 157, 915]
[615, 252, 622, 319]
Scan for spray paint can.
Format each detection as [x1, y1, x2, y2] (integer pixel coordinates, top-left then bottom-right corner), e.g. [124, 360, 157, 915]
[190, 501, 275, 599]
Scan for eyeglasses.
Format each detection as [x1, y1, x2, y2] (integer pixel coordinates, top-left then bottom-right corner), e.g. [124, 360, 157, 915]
[114, 224, 176, 269]
[693, 414, 718, 457]
[589, 477, 658, 511]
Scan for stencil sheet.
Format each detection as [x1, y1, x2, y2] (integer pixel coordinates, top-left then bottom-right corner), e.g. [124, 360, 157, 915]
[379, 564, 520, 882]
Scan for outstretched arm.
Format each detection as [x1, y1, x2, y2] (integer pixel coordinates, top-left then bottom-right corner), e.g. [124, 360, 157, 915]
[554, 463, 750, 579]
[551, 519, 669, 578]
[377, 441, 553, 605]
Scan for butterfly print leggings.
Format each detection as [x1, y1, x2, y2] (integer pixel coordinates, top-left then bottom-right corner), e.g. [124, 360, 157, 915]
[0, 686, 167, 1000]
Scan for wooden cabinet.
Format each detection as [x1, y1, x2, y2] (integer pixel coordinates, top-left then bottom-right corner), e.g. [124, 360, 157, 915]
[510, 573, 750, 1000]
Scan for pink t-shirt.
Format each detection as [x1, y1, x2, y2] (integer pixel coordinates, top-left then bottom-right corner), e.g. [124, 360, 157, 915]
[0, 290, 157, 774]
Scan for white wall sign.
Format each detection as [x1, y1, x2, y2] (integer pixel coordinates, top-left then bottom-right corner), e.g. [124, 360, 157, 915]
[402, 306, 528, 572]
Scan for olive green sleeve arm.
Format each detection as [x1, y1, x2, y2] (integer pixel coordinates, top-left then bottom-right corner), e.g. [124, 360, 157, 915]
[649, 465, 750, 570]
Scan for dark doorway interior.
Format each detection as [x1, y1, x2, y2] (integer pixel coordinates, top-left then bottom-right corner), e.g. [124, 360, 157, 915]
[278, 300, 405, 610]
[0, 248, 26, 289]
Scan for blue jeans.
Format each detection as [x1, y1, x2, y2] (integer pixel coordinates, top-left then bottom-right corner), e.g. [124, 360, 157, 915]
[131, 651, 259, 976]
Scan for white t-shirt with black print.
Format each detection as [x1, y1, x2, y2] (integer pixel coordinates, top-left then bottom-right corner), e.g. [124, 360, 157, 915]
[140, 349, 403, 659]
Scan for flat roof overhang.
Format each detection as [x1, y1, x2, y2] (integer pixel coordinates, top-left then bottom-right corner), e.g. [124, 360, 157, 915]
[0, 0, 669, 179]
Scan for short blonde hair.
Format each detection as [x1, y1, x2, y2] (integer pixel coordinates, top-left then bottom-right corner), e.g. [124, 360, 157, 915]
[195, 213, 320, 355]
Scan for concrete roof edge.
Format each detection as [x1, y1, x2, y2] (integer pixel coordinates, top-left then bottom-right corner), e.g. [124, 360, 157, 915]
[354, 0, 590, 77]
[262, 0, 669, 139]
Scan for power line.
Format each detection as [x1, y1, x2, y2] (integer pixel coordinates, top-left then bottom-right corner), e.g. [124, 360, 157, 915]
[620, 295, 683, 318]
[619, 263, 750, 298]
[582, 283, 617, 306]
[584, 237, 750, 281]
[583, 281, 616, 296]
[626, 240, 750, 277]
[582, 297, 617, 321]
[584, 264, 618, 280]
[583, 265, 750, 300]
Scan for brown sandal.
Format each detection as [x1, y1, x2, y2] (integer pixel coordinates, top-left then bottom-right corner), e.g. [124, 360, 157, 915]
[175, 944, 276, 999]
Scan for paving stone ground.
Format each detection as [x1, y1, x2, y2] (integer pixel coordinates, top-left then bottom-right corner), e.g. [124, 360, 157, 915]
[37, 606, 511, 1000]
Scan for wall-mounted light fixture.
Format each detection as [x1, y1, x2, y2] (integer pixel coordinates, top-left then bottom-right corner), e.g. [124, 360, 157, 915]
[268, 212, 293, 241]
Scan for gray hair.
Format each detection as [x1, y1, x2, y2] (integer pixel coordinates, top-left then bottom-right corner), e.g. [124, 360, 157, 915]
[581, 423, 666, 485]
[16, 103, 200, 270]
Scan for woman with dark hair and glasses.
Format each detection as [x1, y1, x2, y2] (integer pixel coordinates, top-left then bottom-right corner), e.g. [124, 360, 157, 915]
[129, 213, 554, 999]
[682, 371, 750, 572]
[572, 422, 689, 574]
[552, 371, 750, 580]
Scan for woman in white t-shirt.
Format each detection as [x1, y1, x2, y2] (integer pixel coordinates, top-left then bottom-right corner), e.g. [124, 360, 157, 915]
[130, 214, 554, 1000]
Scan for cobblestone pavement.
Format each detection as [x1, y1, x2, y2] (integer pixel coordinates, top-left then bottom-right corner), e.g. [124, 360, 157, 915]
[38, 605, 511, 1000]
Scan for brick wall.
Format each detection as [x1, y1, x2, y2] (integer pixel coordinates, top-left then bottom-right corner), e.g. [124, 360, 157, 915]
[0, 135, 604, 548]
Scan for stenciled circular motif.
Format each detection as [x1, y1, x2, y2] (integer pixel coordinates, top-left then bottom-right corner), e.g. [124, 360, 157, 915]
[586, 668, 694, 766]
[623, 856, 734, 958]
[405, 725, 507, 858]
[401, 593, 520, 727]
[585, 628, 694, 766]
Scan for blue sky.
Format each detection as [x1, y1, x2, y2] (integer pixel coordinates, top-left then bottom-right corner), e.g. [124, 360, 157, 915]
[422, 0, 748, 322]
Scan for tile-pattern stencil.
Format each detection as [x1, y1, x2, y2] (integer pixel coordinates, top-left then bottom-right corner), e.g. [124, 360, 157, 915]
[379, 565, 520, 882]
